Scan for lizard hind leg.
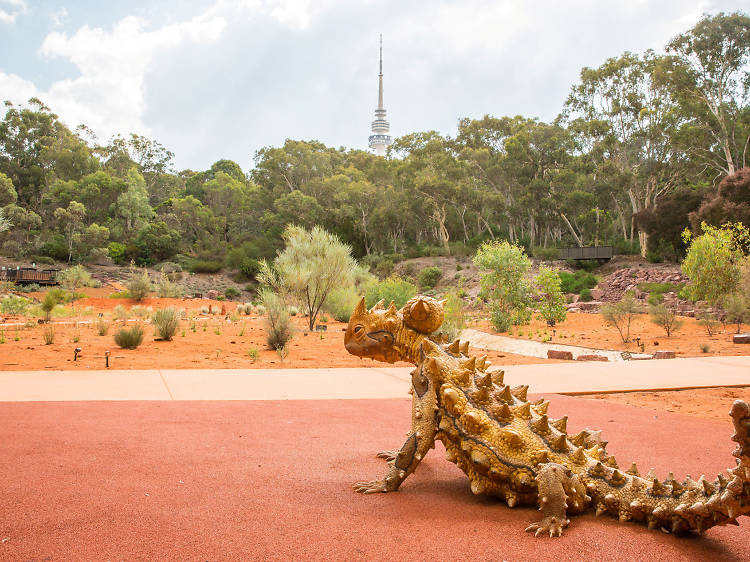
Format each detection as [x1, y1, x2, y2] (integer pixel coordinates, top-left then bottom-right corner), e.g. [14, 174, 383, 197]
[526, 463, 590, 538]
[375, 450, 399, 462]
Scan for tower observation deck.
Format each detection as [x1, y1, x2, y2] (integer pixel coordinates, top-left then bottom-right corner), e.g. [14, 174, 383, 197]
[368, 35, 392, 156]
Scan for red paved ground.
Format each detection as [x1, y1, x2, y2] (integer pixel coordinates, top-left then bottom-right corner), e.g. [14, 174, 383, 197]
[0, 396, 748, 561]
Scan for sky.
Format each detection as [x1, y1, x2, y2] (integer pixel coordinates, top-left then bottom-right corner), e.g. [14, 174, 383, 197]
[0, 0, 745, 172]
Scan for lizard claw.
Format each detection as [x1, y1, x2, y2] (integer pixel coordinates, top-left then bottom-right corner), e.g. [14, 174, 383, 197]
[352, 479, 389, 494]
[525, 516, 569, 538]
[376, 450, 399, 462]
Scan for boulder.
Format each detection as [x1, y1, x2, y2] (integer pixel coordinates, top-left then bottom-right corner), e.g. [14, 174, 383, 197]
[733, 333, 750, 344]
[653, 350, 676, 359]
[205, 290, 219, 300]
[576, 301, 603, 312]
[547, 350, 574, 360]
[590, 289, 604, 300]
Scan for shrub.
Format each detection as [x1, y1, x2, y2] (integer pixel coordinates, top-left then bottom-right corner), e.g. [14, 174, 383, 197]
[418, 266, 442, 290]
[108, 242, 127, 264]
[156, 273, 183, 298]
[700, 343, 711, 353]
[646, 292, 664, 306]
[255, 304, 266, 316]
[225, 287, 240, 300]
[127, 269, 151, 301]
[365, 276, 417, 310]
[95, 317, 110, 336]
[682, 223, 743, 305]
[325, 286, 360, 322]
[42, 326, 55, 345]
[649, 303, 683, 337]
[531, 246, 560, 260]
[153, 307, 180, 341]
[0, 295, 30, 315]
[190, 260, 223, 273]
[601, 294, 640, 343]
[247, 346, 259, 362]
[579, 288, 593, 302]
[260, 289, 294, 350]
[114, 325, 144, 349]
[288, 305, 299, 316]
[535, 266, 567, 326]
[130, 305, 151, 319]
[558, 270, 598, 295]
[40, 291, 61, 322]
[440, 290, 467, 340]
[18, 283, 41, 293]
[57, 265, 92, 305]
[474, 241, 533, 332]
[113, 305, 129, 322]
[697, 310, 720, 336]
[238, 257, 259, 280]
[723, 293, 749, 334]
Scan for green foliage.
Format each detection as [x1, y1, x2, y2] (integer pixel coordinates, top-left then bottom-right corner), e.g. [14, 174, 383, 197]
[126, 269, 151, 301]
[440, 290, 467, 340]
[723, 293, 749, 333]
[474, 241, 533, 332]
[601, 294, 640, 343]
[531, 246, 560, 260]
[682, 223, 743, 305]
[648, 303, 683, 336]
[152, 307, 180, 341]
[57, 265, 92, 303]
[417, 266, 442, 290]
[325, 286, 360, 322]
[646, 292, 664, 306]
[259, 289, 294, 350]
[365, 276, 416, 310]
[224, 287, 240, 300]
[260, 225, 356, 331]
[108, 242, 127, 264]
[697, 310, 720, 336]
[155, 273, 183, 298]
[0, 294, 30, 315]
[558, 270, 598, 294]
[247, 346, 259, 362]
[579, 288, 592, 302]
[535, 266, 567, 326]
[42, 325, 55, 345]
[114, 324, 144, 349]
[189, 260, 223, 273]
[41, 290, 61, 322]
[95, 317, 110, 336]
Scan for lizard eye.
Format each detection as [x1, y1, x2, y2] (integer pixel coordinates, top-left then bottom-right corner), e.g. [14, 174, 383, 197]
[353, 325, 365, 337]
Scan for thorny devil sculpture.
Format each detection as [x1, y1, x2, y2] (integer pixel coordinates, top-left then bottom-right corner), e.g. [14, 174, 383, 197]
[344, 295, 750, 537]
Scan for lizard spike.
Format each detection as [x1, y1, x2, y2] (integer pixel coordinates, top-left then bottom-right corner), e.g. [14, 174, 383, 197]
[647, 468, 656, 479]
[610, 470, 627, 486]
[604, 493, 617, 507]
[489, 369, 505, 386]
[570, 431, 588, 447]
[497, 385, 514, 404]
[627, 463, 640, 476]
[491, 403, 513, 423]
[717, 474, 728, 489]
[425, 357, 439, 374]
[631, 478, 644, 491]
[533, 451, 549, 465]
[551, 416, 568, 433]
[571, 446, 586, 464]
[511, 385, 528, 401]
[373, 299, 385, 311]
[476, 372, 493, 388]
[650, 479, 667, 495]
[471, 450, 490, 471]
[459, 341, 469, 355]
[629, 500, 643, 512]
[476, 355, 488, 371]
[532, 401, 550, 415]
[701, 477, 715, 496]
[674, 504, 688, 517]
[386, 301, 397, 315]
[652, 506, 667, 518]
[461, 357, 476, 371]
[586, 446, 602, 460]
[595, 503, 607, 517]
[604, 456, 619, 469]
[447, 339, 461, 354]
[551, 434, 568, 452]
[512, 403, 531, 419]
[500, 428, 523, 448]
[530, 414, 550, 435]
[441, 387, 461, 411]
[589, 462, 607, 478]
[470, 479, 486, 495]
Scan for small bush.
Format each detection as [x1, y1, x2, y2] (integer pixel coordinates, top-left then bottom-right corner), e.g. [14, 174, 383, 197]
[440, 290, 467, 340]
[42, 326, 55, 345]
[113, 305, 129, 322]
[0, 295, 30, 315]
[130, 305, 151, 319]
[559, 270, 598, 295]
[260, 289, 294, 350]
[649, 302, 683, 336]
[325, 286, 360, 322]
[535, 266, 567, 327]
[724, 293, 749, 334]
[365, 276, 416, 309]
[153, 307, 180, 341]
[697, 310, 720, 335]
[247, 346, 259, 362]
[224, 287, 240, 300]
[646, 250, 663, 263]
[288, 305, 299, 316]
[190, 260, 223, 273]
[255, 304, 266, 316]
[601, 294, 640, 343]
[127, 269, 151, 301]
[646, 292, 664, 306]
[579, 288, 593, 302]
[18, 283, 41, 293]
[156, 273, 183, 298]
[95, 317, 110, 336]
[41, 291, 61, 322]
[114, 324, 144, 349]
[700, 343, 711, 353]
[418, 266, 442, 290]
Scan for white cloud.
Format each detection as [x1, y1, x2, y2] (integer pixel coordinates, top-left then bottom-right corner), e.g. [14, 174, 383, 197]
[50, 7, 68, 28]
[0, 0, 26, 24]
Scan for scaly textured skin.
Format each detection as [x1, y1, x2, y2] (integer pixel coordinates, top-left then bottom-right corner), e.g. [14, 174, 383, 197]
[344, 295, 750, 537]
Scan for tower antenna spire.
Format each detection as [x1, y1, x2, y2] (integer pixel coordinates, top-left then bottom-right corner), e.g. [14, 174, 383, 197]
[379, 34, 383, 76]
[369, 34, 392, 156]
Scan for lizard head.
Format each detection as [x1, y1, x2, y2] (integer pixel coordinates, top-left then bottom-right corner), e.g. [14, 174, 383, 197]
[344, 295, 445, 363]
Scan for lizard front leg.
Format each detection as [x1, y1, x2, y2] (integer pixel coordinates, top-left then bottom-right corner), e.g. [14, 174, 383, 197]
[354, 364, 438, 493]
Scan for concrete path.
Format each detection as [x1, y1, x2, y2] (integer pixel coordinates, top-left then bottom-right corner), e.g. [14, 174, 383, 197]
[1, 355, 749, 401]
[461, 327, 652, 361]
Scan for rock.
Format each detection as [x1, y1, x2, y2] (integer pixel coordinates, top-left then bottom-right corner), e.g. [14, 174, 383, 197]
[576, 354, 609, 362]
[567, 307, 581, 313]
[547, 350, 574, 360]
[653, 350, 676, 359]
[733, 333, 750, 344]
[205, 289, 219, 300]
[576, 301, 603, 312]
[590, 289, 604, 300]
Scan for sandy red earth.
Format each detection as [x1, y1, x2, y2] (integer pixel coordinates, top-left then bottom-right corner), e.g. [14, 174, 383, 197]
[2, 285, 749, 422]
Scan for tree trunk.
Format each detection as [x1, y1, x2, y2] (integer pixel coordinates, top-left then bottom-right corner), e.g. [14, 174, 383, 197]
[559, 212, 583, 247]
